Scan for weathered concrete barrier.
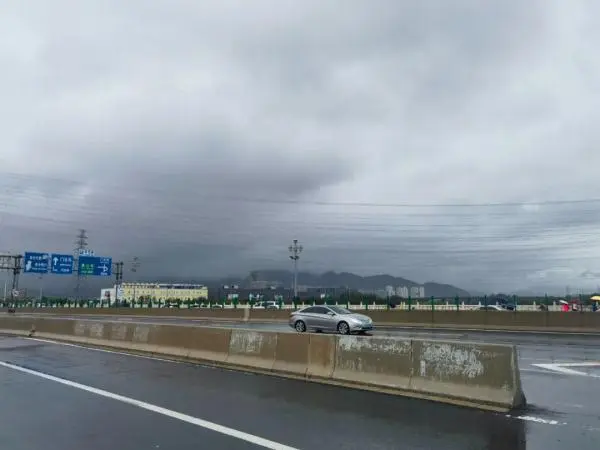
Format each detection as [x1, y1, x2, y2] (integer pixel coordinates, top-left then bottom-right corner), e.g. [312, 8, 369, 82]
[333, 335, 413, 390]
[187, 327, 231, 362]
[0, 317, 525, 412]
[409, 339, 524, 410]
[226, 329, 277, 370]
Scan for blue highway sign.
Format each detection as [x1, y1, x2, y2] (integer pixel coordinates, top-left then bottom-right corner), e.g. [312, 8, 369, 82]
[50, 254, 74, 274]
[78, 256, 112, 276]
[23, 252, 49, 274]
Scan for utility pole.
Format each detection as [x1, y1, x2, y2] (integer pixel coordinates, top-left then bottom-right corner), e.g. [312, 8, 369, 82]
[38, 274, 43, 305]
[74, 229, 88, 301]
[10, 255, 22, 307]
[131, 256, 140, 304]
[113, 261, 124, 307]
[288, 239, 303, 300]
[0, 255, 21, 306]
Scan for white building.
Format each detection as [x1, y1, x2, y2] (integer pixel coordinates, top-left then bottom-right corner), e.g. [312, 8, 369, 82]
[395, 286, 409, 298]
[410, 286, 426, 298]
[100, 288, 117, 304]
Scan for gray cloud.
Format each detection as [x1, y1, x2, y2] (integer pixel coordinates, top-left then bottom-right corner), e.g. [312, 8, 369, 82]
[1, 0, 600, 294]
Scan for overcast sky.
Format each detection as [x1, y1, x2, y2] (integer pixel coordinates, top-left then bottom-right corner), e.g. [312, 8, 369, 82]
[1, 0, 600, 294]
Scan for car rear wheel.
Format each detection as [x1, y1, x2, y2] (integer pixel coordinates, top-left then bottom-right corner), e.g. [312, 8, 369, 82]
[294, 320, 307, 333]
[337, 321, 350, 335]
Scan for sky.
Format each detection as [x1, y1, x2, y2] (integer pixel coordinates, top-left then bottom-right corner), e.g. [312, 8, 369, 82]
[1, 0, 600, 294]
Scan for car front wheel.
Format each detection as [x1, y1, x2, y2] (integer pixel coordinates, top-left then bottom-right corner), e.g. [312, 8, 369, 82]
[337, 321, 350, 335]
[294, 320, 307, 333]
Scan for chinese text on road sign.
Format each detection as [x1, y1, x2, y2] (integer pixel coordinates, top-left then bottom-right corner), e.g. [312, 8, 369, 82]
[78, 256, 112, 276]
[23, 252, 49, 274]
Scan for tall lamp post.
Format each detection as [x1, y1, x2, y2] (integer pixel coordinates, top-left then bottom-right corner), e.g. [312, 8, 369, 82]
[288, 239, 303, 300]
[131, 256, 140, 305]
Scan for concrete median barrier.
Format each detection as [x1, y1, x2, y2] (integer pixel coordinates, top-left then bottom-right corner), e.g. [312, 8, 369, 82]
[306, 333, 336, 379]
[37, 318, 76, 337]
[15, 307, 247, 320]
[0, 317, 33, 336]
[0, 317, 525, 411]
[409, 339, 525, 410]
[333, 335, 412, 390]
[272, 331, 309, 376]
[147, 324, 192, 358]
[226, 329, 277, 370]
[187, 327, 231, 363]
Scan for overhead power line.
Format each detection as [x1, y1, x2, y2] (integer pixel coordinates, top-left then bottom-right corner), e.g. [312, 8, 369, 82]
[1, 170, 600, 208]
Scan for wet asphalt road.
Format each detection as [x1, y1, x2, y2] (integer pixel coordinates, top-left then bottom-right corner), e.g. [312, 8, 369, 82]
[1, 328, 600, 448]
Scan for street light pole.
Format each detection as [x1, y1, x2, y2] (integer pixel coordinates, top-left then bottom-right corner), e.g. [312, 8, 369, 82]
[38, 274, 43, 306]
[131, 256, 140, 305]
[288, 239, 303, 300]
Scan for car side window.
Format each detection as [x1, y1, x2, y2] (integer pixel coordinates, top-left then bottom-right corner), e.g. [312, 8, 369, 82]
[312, 306, 329, 314]
[302, 307, 318, 313]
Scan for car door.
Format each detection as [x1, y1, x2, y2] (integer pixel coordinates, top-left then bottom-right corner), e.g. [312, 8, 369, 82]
[298, 306, 320, 329]
[319, 306, 339, 331]
[300, 306, 328, 330]
[311, 306, 334, 330]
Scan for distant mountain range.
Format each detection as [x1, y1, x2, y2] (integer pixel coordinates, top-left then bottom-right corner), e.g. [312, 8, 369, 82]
[18, 269, 469, 298]
[211, 270, 471, 297]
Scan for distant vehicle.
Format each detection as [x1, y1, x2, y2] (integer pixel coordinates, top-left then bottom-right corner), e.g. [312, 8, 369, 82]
[255, 301, 280, 309]
[7, 308, 15, 314]
[497, 301, 516, 311]
[476, 305, 506, 311]
[289, 305, 373, 335]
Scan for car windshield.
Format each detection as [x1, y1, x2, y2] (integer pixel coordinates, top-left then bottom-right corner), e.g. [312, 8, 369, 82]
[328, 306, 352, 315]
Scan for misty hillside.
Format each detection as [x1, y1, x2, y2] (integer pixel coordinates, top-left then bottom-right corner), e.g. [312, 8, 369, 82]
[241, 270, 470, 297]
[14, 269, 470, 298]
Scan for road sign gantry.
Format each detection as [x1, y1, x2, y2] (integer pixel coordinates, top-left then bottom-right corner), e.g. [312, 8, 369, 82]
[22, 251, 112, 277]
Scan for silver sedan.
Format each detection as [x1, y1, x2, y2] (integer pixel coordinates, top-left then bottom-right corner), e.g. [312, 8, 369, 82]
[289, 305, 373, 335]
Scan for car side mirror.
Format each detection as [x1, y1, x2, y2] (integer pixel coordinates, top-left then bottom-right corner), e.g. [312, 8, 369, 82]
[327, 311, 335, 316]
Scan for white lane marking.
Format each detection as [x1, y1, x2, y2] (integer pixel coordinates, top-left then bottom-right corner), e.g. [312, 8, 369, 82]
[506, 415, 565, 426]
[557, 403, 584, 409]
[547, 362, 600, 367]
[532, 363, 600, 378]
[0, 360, 298, 450]
[520, 368, 559, 375]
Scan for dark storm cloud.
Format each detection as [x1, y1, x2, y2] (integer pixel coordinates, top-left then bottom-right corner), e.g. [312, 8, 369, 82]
[1, 0, 600, 293]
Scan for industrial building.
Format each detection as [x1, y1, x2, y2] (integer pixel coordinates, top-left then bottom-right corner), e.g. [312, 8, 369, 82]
[100, 283, 208, 303]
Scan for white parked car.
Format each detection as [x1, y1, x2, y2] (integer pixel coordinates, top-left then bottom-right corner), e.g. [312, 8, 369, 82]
[255, 301, 280, 309]
[476, 305, 506, 311]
